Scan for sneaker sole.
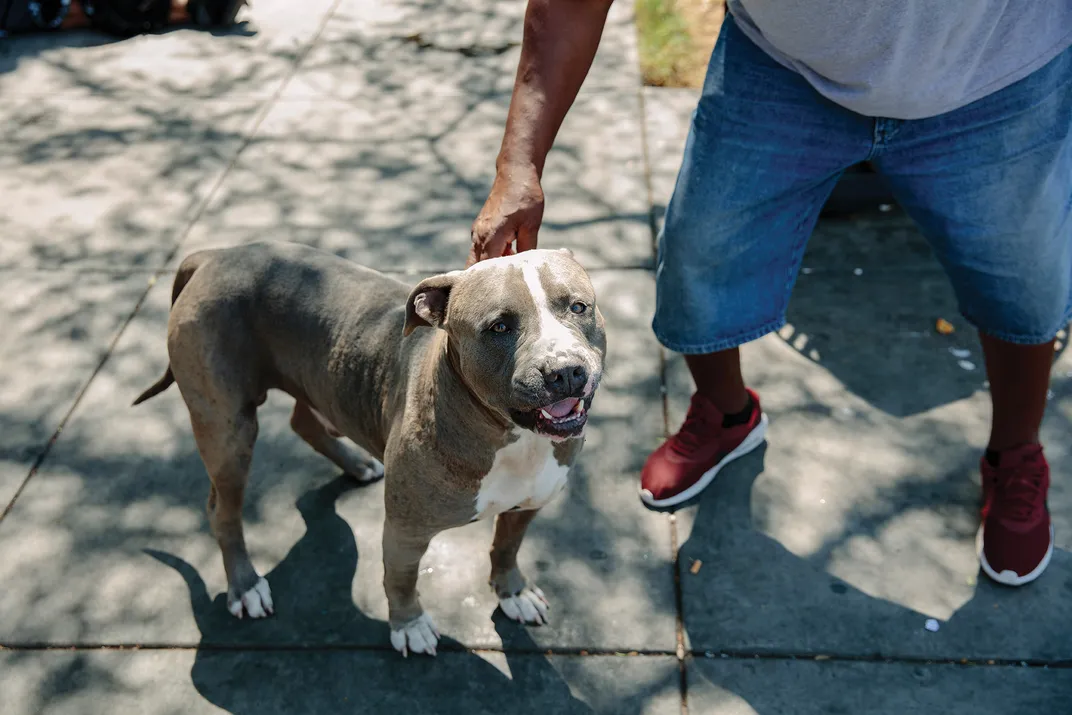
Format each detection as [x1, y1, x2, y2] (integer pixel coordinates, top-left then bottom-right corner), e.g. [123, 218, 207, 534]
[639, 413, 769, 508]
[977, 524, 1054, 587]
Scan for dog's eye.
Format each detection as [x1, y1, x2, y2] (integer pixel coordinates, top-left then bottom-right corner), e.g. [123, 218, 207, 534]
[490, 321, 510, 333]
[569, 301, 588, 315]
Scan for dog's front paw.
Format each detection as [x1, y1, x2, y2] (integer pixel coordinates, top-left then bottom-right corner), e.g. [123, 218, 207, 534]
[499, 585, 549, 625]
[228, 577, 274, 619]
[390, 613, 440, 657]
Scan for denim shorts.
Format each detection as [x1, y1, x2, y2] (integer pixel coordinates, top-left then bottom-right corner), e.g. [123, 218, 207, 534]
[653, 15, 1072, 353]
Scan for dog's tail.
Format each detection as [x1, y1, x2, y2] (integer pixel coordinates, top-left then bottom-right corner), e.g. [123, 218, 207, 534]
[131, 252, 208, 407]
[131, 367, 175, 406]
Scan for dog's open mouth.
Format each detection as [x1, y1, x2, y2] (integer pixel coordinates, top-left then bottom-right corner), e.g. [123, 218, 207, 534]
[533, 395, 591, 440]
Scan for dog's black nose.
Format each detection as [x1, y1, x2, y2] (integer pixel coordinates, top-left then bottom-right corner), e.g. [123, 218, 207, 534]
[543, 363, 587, 399]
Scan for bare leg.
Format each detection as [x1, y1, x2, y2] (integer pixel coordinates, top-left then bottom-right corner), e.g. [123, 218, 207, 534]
[382, 518, 439, 657]
[289, 401, 383, 482]
[980, 333, 1054, 452]
[489, 509, 548, 625]
[685, 348, 749, 414]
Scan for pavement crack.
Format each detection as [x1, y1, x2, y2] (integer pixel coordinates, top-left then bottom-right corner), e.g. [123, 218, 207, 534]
[0, 274, 160, 526]
[669, 512, 689, 714]
[2, 642, 1068, 670]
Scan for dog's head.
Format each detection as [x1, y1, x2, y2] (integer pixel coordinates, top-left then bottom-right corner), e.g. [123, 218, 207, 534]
[404, 248, 606, 440]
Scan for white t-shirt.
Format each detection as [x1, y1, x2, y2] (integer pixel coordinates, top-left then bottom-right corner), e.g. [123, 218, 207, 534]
[728, 0, 1072, 119]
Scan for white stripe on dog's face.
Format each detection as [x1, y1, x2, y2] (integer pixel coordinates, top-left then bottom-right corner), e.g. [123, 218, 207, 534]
[519, 259, 585, 359]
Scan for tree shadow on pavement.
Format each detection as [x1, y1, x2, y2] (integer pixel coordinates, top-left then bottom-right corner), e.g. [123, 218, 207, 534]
[147, 475, 600, 715]
[675, 442, 1072, 712]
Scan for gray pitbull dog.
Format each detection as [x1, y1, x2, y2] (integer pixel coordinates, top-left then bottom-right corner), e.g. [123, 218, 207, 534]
[134, 241, 606, 657]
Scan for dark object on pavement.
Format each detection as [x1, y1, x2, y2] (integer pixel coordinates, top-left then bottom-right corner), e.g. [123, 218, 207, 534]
[0, 0, 72, 32]
[187, 0, 244, 26]
[822, 162, 899, 217]
[81, 0, 171, 35]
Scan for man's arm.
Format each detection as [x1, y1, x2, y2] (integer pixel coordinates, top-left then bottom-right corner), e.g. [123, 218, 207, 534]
[469, 0, 615, 265]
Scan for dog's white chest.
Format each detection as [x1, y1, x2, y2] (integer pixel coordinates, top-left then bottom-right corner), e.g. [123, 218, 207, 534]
[474, 432, 570, 519]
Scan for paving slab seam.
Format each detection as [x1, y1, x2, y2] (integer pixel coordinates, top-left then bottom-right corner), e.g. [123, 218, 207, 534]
[0, 0, 343, 525]
[154, 0, 346, 273]
[668, 512, 689, 714]
[4, 642, 1066, 671]
[639, 69, 685, 700]
[641, 78, 687, 712]
[0, 267, 163, 276]
[0, 272, 160, 526]
[685, 650, 1072, 670]
[636, 85, 662, 260]
[0, 643, 677, 657]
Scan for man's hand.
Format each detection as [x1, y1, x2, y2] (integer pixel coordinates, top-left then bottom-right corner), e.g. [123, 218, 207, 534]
[466, 0, 613, 267]
[469, 164, 545, 266]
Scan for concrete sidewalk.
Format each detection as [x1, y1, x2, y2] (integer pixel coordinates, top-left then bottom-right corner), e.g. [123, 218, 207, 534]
[0, 2, 1069, 712]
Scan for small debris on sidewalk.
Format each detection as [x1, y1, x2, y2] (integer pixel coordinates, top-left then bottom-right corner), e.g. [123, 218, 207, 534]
[801, 267, 813, 275]
[853, 268, 864, 276]
[948, 347, 971, 359]
[834, 406, 855, 420]
[936, 318, 955, 335]
[957, 360, 976, 371]
[924, 619, 940, 632]
[690, 559, 703, 574]
[1047, 389, 1055, 401]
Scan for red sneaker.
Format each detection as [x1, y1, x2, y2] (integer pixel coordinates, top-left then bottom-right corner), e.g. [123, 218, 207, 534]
[640, 389, 768, 508]
[978, 443, 1054, 586]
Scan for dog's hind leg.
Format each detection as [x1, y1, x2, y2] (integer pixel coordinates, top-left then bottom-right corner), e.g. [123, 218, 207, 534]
[289, 401, 383, 483]
[188, 402, 273, 619]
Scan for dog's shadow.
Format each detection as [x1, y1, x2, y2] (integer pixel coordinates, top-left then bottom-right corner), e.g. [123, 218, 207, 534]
[147, 476, 594, 714]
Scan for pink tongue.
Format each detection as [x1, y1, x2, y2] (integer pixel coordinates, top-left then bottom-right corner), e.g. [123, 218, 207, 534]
[545, 398, 579, 418]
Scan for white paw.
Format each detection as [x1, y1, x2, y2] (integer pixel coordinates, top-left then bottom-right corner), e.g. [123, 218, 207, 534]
[361, 459, 385, 483]
[228, 577, 274, 619]
[499, 585, 549, 625]
[390, 613, 440, 657]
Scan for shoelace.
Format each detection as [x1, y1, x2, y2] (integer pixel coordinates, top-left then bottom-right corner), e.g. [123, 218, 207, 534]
[995, 452, 1047, 522]
[669, 398, 720, 456]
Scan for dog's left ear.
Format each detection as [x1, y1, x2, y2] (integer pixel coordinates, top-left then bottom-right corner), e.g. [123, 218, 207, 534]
[404, 272, 460, 337]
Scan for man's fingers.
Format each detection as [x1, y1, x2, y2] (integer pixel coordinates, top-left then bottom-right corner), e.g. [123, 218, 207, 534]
[469, 225, 509, 265]
[514, 225, 538, 254]
[471, 216, 539, 266]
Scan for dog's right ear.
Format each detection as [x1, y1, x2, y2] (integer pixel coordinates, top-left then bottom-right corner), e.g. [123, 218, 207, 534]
[404, 272, 460, 337]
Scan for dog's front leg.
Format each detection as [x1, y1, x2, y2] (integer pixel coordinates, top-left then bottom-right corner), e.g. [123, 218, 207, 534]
[382, 517, 440, 657]
[490, 509, 549, 625]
